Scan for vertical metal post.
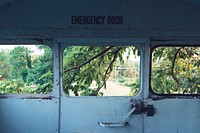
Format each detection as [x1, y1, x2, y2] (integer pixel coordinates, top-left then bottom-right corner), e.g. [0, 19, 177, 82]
[137, 39, 150, 100]
[52, 39, 61, 133]
[143, 39, 150, 99]
[138, 39, 151, 133]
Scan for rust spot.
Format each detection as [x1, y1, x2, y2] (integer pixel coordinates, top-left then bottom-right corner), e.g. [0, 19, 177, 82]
[0, 94, 55, 100]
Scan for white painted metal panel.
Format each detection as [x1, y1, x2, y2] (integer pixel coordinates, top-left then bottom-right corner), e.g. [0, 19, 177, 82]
[60, 97, 143, 133]
[0, 98, 59, 133]
[145, 99, 200, 133]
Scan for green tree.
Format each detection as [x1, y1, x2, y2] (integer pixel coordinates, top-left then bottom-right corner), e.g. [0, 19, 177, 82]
[63, 46, 139, 96]
[27, 45, 53, 93]
[0, 50, 11, 79]
[0, 45, 53, 94]
[151, 47, 200, 94]
[9, 46, 31, 82]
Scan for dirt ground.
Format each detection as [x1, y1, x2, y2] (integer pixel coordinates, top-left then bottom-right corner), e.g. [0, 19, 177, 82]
[92, 81, 131, 96]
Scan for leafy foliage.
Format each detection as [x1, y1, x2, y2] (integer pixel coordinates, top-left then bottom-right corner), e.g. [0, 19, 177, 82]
[27, 45, 53, 93]
[9, 46, 31, 82]
[0, 50, 10, 79]
[2, 44, 199, 96]
[63, 46, 140, 96]
[0, 45, 53, 94]
[152, 47, 200, 94]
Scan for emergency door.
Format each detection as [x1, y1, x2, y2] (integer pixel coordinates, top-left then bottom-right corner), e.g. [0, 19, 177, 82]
[59, 38, 150, 133]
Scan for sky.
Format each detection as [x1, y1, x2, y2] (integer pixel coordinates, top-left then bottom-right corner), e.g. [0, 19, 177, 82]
[0, 45, 44, 55]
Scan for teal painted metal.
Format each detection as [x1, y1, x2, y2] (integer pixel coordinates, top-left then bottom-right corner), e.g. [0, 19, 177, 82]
[0, 99, 59, 133]
[0, 0, 200, 133]
[0, 0, 200, 39]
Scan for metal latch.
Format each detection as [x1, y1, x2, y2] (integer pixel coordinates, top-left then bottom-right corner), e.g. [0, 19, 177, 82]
[99, 106, 136, 127]
[99, 99, 155, 128]
[131, 99, 155, 117]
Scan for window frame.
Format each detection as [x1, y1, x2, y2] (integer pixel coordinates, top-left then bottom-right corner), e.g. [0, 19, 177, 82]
[0, 43, 55, 99]
[62, 45, 141, 97]
[58, 38, 149, 99]
[150, 43, 200, 99]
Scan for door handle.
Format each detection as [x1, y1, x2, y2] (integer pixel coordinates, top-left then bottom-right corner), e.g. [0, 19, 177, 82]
[98, 106, 136, 128]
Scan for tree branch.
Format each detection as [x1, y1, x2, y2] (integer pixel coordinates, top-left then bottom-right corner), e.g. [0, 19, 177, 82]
[94, 47, 122, 95]
[171, 47, 182, 84]
[105, 47, 122, 78]
[64, 46, 114, 73]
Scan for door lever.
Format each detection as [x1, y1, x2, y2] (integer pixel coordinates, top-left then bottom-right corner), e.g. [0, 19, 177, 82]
[98, 106, 136, 128]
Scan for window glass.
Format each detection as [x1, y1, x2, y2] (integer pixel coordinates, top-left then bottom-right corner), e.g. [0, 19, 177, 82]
[63, 46, 140, 96]
[0, 45, 53, 94]
[151, 46, 200, 94]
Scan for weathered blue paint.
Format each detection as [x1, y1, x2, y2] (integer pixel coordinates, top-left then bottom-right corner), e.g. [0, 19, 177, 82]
[0, 98, 59, 133]
[0, 0, 200, 133]
[145, 99, 200, 133]
[60, 97, 144, 133]
[0, 0, 200, 39]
